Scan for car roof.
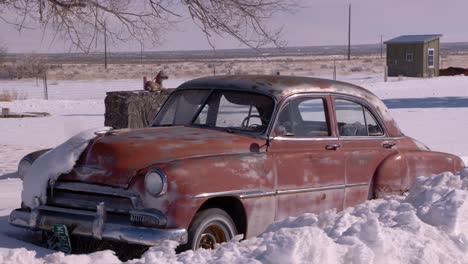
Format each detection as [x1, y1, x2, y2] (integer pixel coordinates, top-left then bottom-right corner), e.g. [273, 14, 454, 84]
[179, 75, 371, 100]
[177, 75, 403, 137]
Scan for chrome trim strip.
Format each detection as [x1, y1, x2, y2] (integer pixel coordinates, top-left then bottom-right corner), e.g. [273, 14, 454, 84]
[277, 182, 369, 195]
[273, 136, 405, 142]
[240, 191, 276, 199]
[193, 189, 269, 199]
[274, 137, 339, 141]
[272, 135, 405, 142]
[277, 184, 345, 195]
[346, 182, 369, 188]
[339, 136, 405, 141]
[193, 182, 369, 199]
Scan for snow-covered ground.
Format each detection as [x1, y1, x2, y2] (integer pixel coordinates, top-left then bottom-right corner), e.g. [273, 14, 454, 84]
[1, 75, 468, 263]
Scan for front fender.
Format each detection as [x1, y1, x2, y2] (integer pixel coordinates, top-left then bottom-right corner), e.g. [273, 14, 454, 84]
[128, 152, 274, 231]
[373, 150, 464, 197]
[22, 149, 51, 163]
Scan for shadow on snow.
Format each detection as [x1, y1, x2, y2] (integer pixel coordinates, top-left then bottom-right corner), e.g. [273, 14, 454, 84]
[383, 96, 468, 109]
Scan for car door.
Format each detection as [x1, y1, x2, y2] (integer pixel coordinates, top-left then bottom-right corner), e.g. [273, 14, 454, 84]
[268, 95, 345, 221]
[332, 96, 400, 208]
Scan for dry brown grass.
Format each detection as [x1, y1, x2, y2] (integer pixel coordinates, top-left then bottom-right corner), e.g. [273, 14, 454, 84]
[0, 90, 27, 101]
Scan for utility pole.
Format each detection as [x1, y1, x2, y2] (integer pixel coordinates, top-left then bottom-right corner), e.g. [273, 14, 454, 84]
[347, 4, 351, 60]
[380, 35, 384, 58]
[104, 22, 108, 69]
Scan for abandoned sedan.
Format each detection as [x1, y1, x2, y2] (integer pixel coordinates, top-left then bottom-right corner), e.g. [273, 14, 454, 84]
[10, 76, 465, 254]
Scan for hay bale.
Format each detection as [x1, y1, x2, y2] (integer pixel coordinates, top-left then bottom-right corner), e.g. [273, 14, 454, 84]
[104, 89, 174, 129]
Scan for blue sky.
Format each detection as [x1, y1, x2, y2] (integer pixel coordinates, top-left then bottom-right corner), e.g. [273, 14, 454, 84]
[1, 0, 467, 52]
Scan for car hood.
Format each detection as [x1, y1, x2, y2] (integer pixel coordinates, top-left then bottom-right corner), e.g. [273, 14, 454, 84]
[60, 126, 265, 188]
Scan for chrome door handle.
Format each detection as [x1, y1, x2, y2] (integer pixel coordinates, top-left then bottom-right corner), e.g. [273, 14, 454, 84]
[325, 144, 341, 151]
[382, 141, 396, 149]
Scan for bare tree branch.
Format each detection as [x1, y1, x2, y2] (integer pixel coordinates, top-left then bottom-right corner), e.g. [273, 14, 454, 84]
[0, 0, 298, 51]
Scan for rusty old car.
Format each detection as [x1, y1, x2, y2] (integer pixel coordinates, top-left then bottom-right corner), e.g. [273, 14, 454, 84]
[10, 75, 465, 254]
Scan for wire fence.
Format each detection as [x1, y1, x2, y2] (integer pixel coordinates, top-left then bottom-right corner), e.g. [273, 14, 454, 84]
[0, 79, 186, 101]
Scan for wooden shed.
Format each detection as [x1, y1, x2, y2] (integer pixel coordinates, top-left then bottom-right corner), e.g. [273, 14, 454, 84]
[385, 34, 442, 77]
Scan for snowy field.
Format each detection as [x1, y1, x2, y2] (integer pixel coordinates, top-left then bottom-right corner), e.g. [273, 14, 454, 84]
[1, 75, 468, 263]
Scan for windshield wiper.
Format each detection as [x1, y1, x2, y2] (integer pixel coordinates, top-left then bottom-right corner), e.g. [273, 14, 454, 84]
[152, 124, 175, 127]
[189, 124, 236, 133]
[189, 124, 215, 129]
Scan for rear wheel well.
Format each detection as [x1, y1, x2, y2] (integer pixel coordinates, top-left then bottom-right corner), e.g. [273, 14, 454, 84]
[196, 197, 247, 237]
[368, 175, 376, 199]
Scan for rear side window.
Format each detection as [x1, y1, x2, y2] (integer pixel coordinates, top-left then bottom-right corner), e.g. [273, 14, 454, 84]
[335, 99, 384, 137]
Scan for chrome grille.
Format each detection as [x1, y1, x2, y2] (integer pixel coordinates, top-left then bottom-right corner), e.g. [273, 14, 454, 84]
[46, 181, 140, 214]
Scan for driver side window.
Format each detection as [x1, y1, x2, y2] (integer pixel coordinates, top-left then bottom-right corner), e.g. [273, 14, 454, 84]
[275, 98, 330, 137]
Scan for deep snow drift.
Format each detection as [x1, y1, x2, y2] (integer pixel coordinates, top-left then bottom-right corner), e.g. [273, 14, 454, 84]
[1, 170, 467, 264]
[21, 128, 107, 208]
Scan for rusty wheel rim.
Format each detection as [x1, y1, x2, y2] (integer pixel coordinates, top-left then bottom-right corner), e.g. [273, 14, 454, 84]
[197, 222, 229, 250]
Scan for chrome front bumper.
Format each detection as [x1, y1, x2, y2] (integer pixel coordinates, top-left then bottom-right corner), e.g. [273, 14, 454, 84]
[9, 204, 188, 246]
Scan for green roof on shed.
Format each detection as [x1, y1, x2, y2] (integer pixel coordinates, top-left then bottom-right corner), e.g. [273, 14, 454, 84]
[384, 34, 442, 44]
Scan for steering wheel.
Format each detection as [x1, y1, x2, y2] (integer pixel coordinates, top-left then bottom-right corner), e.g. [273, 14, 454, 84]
[241, 115, 266, 129]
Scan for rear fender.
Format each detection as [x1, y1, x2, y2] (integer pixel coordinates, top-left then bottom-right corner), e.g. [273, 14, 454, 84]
[373, 150, 464, 198]
[372, 153, 406, 198]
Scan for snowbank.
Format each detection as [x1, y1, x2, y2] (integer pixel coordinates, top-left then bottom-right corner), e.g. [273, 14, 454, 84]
[21, 128, 108, 208]
[4, 169, 467, 264]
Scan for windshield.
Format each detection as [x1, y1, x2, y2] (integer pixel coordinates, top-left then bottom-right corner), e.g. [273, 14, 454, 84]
[153, 89, 275, 134]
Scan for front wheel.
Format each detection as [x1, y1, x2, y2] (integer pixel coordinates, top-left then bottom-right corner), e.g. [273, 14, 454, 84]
[185, 208, 237, 250]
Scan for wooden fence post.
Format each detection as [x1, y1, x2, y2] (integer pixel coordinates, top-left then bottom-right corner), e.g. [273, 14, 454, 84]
[333, 60, 337, 80]
[384, 65, 388, 82]
[1, 108, 9, 117]
[43, 70, 48, 100]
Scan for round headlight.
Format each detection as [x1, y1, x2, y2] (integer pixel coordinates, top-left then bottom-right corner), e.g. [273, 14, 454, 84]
[144, 169, 168, 197]
[18, 158, 32, 180]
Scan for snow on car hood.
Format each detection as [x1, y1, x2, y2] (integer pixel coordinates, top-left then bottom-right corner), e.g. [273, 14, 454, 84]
[59, 126, 266, 188]
[21, 128, 108, 209]
[9, 169, 468, 263]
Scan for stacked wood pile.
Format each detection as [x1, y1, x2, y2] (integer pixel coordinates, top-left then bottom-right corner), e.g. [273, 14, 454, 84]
[439, 67, 468, 76]
[104, 89, 174, 129]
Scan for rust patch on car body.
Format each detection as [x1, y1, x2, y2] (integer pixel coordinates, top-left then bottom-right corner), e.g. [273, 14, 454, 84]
[61, 126, 267, 188]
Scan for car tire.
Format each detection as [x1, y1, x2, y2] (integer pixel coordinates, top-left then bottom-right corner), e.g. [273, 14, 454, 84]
[185, 208, 237, 251]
